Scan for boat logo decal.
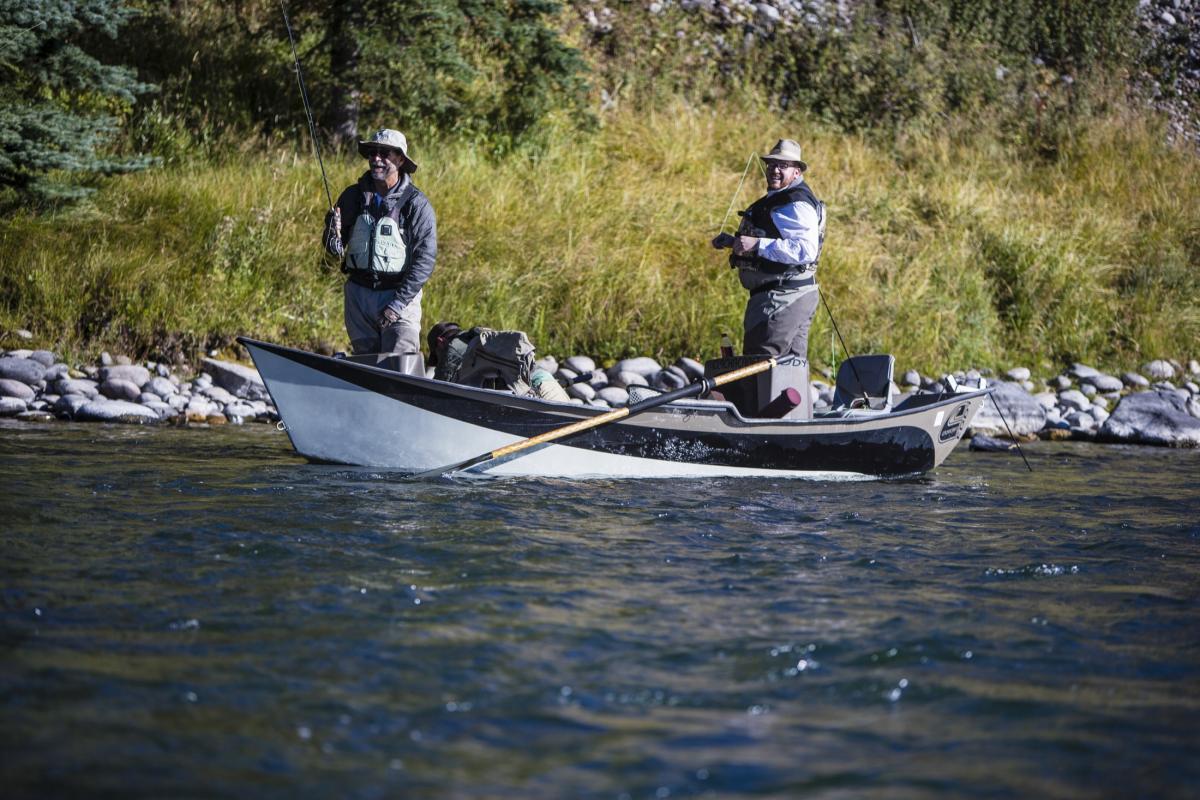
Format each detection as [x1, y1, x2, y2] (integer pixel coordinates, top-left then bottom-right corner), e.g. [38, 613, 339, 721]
[938, 402, 970, 443]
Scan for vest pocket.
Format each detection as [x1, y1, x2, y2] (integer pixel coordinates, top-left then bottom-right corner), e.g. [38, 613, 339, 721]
[372, 223, 407, 273]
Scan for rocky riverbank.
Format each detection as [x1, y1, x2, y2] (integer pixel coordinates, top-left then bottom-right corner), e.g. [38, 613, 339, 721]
[2, 342, 1198, 448]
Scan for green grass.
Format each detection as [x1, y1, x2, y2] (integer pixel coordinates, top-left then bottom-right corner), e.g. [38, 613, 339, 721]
[2, 99, 1198, 375]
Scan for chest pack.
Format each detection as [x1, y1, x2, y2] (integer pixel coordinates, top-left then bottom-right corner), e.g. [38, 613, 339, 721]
[436, 327, 536, 395]
[731, 182, 826, 290]
[344, 185, 416, 279]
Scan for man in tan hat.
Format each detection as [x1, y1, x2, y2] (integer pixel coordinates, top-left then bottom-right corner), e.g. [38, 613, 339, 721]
[324, 128, 437, 355]
[712, 138, 825, 363]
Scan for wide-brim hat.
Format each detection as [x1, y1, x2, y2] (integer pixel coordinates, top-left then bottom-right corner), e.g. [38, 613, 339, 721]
[357, 128, 419, 173]
[760, 138, 808, 172]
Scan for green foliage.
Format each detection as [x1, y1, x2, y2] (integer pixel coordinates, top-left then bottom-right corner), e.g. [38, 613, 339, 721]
[0, 0, 155, 200]
[117, 0, 588, 154]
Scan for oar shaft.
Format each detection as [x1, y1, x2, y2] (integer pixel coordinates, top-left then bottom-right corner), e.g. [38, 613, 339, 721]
[490, 406, 631, 460]
[424, 357, 777, 478]
[487, 356, 774, 460]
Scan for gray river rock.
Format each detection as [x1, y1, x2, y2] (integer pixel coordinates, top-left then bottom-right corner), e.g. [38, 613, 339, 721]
[56, 378, 99, 397]
[563, 355, 596, 374]
[609, 357, 661, 379]
[99, 378, 142, 402]
[610, 370, 649, 389]
[53, 394, 91, 418]
[597, 386, 630, 406]
[0, 356, 46, 384]
[652, 365, 690, 391]
[1081, 373, 1124, 393]
[1058, 389, 1092, 412]
[1143, 360, 1176, 380]
[201, 385, 237, 405]
[1099, 388, 1200, 447]
[43, 363, 70, 382]
[0, 396, 27, 415]
[967, 381, 1047, 437]
[1068, 363, 1101, 381]
[201, 358, 269, 401]
[676, 357, 705, 381]
[0, 378, 35, 401]
[75, 399, 160, 424]
[146, 376, 177, 398]
[99, 364, 151, 386]
[567, 382, 596, 402]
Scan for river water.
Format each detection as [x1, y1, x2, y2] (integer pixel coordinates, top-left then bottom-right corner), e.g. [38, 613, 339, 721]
[2, 421, 1198, 799]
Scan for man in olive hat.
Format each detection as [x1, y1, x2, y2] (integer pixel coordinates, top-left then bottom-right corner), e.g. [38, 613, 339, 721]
[324, 128, 437, 355]
[712, 138, 825, 362]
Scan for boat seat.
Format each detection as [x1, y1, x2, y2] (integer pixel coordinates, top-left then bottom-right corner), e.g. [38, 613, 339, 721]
[831, 354, 895, 412]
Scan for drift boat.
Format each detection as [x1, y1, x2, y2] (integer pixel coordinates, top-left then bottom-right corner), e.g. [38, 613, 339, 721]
[240, 337, 989, 479]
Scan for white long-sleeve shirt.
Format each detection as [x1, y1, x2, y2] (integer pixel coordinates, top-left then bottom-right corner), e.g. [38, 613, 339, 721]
[756, 178, 822, 267]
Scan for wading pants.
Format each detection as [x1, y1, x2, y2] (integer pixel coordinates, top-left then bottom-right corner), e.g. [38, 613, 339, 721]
[742, 285, 820, 361]
[344, 281, 423, 355]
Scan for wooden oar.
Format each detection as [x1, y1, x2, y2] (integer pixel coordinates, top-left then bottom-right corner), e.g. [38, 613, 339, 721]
[413, 357, 777, 479]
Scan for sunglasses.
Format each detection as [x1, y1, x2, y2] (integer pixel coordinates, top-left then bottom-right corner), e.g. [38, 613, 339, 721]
[365, 148, 403, 160]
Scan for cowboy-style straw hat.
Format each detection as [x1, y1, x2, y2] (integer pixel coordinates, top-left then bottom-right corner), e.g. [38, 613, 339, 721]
[760, 139, 808, 172]
[358, 129, 419, 173]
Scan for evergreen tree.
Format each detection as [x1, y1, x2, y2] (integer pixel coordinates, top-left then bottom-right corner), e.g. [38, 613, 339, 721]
[322, 0, 587, 148]
[0, 0, 154, 201]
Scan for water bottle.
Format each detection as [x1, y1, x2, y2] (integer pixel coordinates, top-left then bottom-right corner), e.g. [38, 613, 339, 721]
[720, 332, 735, 359]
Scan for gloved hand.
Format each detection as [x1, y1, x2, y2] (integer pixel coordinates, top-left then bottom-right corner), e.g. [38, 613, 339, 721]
[379, 305, 402, 328]
[711, 232, 735, 249]
[732, 235, 759, 256]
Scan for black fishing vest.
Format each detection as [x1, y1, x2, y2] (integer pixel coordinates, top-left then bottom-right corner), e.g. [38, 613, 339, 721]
[730, 182, 824, 275]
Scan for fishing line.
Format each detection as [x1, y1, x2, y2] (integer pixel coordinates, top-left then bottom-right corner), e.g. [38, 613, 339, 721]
[819, 287, 871, 407]
[280, 0, 333, 211]
[987, 393, 1035, 471]
[716, 152, 757, 235]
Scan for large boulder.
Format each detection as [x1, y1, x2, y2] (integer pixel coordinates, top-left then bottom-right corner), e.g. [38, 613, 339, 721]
[201, 358, 269, 401]
[968, 381, 1047, 438]
[1098, 388, 1200, 447]
[0, 356, 46, 384]
[74, 399, 161, 424]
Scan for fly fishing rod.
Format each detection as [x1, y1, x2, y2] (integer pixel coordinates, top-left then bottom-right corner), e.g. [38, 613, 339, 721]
[280, 0, 333, 211]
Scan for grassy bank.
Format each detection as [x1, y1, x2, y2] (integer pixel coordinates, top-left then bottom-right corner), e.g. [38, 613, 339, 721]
[2, 100, 1198, 374]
